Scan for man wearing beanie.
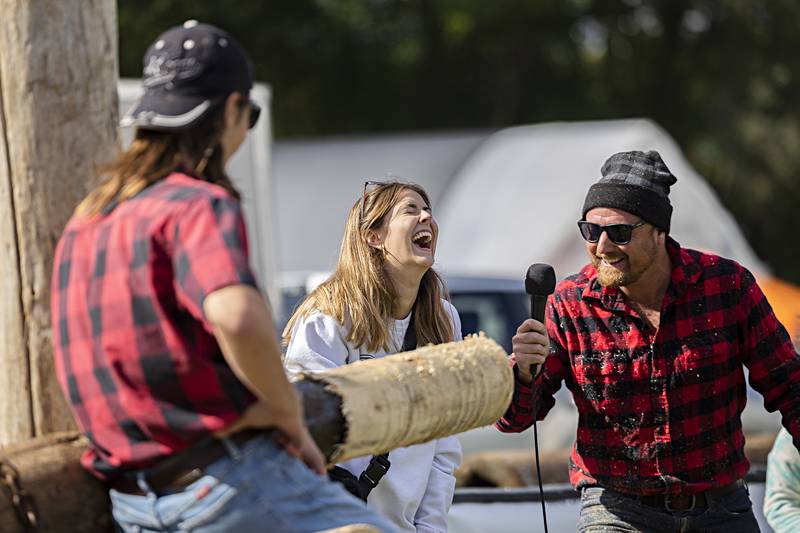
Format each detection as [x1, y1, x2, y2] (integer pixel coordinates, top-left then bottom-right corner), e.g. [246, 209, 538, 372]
[497, 150, 800, 532]
[51, 21, 393, 532]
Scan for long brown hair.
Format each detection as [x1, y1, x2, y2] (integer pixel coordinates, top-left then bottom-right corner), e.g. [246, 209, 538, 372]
[75, 97, 247, 217]
[283, 182, 454, 352]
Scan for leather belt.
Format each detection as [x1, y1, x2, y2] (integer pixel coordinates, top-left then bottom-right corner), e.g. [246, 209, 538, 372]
[109, 429, 264, 496]
[635, 479, 745, 511]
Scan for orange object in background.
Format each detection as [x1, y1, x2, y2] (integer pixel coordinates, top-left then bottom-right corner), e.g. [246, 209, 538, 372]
[758, 276, 800, 347]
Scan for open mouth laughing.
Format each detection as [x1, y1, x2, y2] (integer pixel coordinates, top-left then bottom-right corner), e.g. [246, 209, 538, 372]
[412, 229, 433, 251]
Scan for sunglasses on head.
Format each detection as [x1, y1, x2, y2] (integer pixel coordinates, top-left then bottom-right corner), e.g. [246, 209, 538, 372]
[360, 179, 396, 220]
[577, 220, 646, 245]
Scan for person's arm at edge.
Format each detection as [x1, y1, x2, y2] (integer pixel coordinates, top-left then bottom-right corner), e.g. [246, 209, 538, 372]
[736, 268, 800, 448]
[765, 429, 800, 533]
[204, 284, 325, 474]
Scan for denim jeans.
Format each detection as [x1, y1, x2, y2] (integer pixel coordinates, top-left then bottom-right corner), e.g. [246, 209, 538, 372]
[109, 433, 396, 532]
[578, 485, 760, 533]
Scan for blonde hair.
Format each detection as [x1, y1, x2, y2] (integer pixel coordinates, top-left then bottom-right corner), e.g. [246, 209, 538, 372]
[283, 182, 454, 352]
[75, 97, 248, 217]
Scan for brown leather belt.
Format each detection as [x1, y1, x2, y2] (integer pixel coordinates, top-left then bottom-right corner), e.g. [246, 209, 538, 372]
[109, 429, 265, 496]
[635, 479, 745, 511]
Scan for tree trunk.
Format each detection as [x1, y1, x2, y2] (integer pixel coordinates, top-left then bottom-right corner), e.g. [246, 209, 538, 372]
[0, 0, 119, 445]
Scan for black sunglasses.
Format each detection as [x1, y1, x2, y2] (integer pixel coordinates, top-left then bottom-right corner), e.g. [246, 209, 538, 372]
[247, 100, 261, 129]
[577, 220, 646, 245]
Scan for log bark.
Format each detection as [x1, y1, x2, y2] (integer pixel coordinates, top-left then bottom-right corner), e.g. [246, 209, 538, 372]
[0, 0, 119, 444]
[0, 432, 111, 532]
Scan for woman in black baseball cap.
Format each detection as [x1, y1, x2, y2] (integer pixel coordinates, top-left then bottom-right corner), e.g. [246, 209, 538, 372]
[56, 21, 394, 533]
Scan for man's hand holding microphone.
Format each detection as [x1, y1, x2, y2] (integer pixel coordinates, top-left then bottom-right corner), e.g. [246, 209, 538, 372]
[514, 264, 556, 385]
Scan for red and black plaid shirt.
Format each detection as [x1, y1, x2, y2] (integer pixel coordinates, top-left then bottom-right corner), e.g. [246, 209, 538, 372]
[51, 172, 257, 478]
[497, 237, 800, 495]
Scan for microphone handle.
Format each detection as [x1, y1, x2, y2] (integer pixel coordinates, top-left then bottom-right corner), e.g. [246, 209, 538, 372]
[529, 294, 547, 377]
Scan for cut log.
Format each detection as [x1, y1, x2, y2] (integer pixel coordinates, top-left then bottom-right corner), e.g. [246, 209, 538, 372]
[0, 432, 110, 533]
[456, 448, 571, 488]
[297, 334, 513, 464]
[0, 335, 514, 531]
[455, 430, 781, 489]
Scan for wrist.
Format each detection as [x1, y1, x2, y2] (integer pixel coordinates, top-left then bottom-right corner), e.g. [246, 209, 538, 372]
[514, 365, 533, 386]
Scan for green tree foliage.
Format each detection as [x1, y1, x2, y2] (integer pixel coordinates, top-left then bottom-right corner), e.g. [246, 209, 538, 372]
[118, 0, 800, 282]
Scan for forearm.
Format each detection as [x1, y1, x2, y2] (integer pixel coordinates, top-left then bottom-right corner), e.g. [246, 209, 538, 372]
[206, 285, 300, 420]
[496, 358, 558, 432]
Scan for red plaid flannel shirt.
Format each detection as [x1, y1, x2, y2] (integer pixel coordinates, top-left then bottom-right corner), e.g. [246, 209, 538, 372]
[51, 172, 257, 478]
[497, 238, 800, 495]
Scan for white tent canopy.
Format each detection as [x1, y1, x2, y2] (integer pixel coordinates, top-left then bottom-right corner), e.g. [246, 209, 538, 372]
[434, 118, 766, 281]
[274, 119, 765, 282]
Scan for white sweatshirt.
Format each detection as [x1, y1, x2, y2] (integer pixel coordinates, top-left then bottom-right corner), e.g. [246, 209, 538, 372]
[284, 300, 463, 533]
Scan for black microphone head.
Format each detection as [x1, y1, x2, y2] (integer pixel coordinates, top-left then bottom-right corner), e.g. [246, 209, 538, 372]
[525, 263, 556, 296]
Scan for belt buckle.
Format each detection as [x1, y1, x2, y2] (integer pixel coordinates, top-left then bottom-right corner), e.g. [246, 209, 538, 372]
[664, 493, 696, 512]
[170, 467, 203, 490]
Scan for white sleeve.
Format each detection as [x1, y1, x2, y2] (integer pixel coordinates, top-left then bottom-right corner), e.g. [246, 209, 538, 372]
[283, 312, 352, 380]
[413, 435, 462, 533]
[442, 299, 463, 341]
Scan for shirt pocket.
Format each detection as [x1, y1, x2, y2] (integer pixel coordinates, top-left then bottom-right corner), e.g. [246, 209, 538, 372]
[674, 341, 724, 372]
[672, 337, 735, 392]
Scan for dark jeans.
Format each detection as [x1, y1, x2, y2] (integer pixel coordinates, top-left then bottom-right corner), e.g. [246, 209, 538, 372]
[578, 485, 760, 533]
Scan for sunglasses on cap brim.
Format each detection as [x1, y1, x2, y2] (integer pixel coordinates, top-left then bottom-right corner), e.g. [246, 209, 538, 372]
[577, 220, 646, 245]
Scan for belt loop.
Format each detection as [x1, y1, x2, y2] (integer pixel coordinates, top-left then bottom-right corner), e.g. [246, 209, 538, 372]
[136, 471, 156, 498]
[221, 436, 243, 462]
[665, 493, 696, 512]
[137, 471, 166, 529]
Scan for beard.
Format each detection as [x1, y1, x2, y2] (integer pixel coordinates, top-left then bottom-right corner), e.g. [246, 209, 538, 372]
[592, 255, 630, 287]
[592, 241, 656, 288]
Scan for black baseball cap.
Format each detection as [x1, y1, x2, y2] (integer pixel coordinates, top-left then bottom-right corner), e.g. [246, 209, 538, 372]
[121, 20, 260, 131]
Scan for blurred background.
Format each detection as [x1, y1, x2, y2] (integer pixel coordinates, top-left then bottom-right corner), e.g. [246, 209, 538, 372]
[119, 0, 798, 282]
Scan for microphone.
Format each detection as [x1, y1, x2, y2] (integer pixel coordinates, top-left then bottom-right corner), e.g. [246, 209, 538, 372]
[524, 263, 556, 533]
[524, 264, 556, 376]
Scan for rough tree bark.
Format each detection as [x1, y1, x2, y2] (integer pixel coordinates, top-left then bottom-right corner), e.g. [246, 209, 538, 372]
[0, 0, 119, 445]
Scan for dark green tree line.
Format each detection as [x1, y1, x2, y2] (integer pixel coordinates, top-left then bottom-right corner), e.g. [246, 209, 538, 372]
[118, 0, 800, 282]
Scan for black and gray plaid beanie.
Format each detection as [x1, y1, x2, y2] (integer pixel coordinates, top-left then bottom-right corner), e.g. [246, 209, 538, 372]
[581, 150, 677, 232]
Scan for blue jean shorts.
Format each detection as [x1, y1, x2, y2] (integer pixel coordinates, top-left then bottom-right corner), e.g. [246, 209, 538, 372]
[109, 433, 396, 532]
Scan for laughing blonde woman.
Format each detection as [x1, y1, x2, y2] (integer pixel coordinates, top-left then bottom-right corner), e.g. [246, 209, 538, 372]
[283, 181, 462, 533]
